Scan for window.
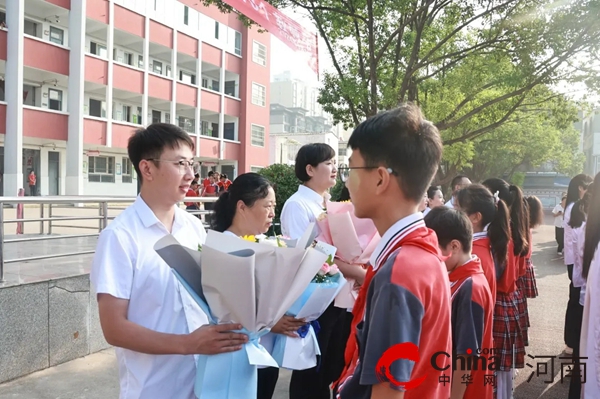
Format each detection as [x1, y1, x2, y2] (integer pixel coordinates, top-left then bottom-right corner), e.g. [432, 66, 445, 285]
[202, 78, 209, 88]
[23, 85, 36, 106]
[124, 52, 133, 66]
[224, 81, 236, 97]
[180, 70, 196, 85]
[122, 105, 131, 123]
[166, 65, 172, 77]
[48, 89, 62, 111]
[178, 116, 195, 134]
[122, 157, 133, 183]
[88, 156, 115, 183]
[184, 6, 189, 25]
[250, 166, 263, 173]
[90, 42, 107, 58]
[214, 21, 219, 39]
[338, 147, 347, 157]
[165, 113, 170, 124]
[251, 83, 266, 106]
[201, 121, 218, 137]
[212, 80, 220, 92]
[224, 123, 235, 141]
[251, 124, 265, 146]
[89, 98, 106, 118]
[234, 31, 242, 56]
[138, 55, 144, 68]
[24, 19, 39, 37]
[153, 61, 163, 74]
[49, 26, 64, 45]
[252, 41, 267, 66]
[152, 110, 161, 124]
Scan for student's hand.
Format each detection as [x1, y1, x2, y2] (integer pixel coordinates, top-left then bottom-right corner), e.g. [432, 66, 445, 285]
[271, 316, 307, 338]
[186, 323, 248, 355]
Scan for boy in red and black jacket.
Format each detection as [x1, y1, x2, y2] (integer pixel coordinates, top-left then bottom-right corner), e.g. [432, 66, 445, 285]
[335, 104, 451, 399]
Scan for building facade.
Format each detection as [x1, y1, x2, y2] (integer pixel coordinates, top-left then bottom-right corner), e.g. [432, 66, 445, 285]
[576, 107, 600, 177]
[269, 131, 340, 165]
[0, 0, 271, 196]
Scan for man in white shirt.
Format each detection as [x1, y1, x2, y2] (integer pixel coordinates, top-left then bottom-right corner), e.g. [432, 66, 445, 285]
[445, 175, 471, 208]
[91, 124, 247, 399]
[553, 195, 566, 255]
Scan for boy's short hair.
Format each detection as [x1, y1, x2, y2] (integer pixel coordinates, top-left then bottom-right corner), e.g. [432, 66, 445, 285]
[424, 207, 473, 253]
[347, 104, 442, 202]
[128, 123, 194, 181]
[294, 143, 336, 182]
[221, 174, 228, 179]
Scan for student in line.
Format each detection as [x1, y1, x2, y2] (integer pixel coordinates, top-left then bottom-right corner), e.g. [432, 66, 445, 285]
[335, 104, 451, 399]
[423, 185, 445, 216]
[425, 207, 494, 399]
[563, 174, 593, 354]
[91, 124, 247, 399]
[210, 172, 307, 399]
[579, 172, 600, 398]
[456, 184, 511, 305]
[567, 184, 593, 399]
[481, 178, 529, 399]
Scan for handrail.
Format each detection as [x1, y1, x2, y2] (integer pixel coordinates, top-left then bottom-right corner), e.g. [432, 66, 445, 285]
[0, 196, 219, 282]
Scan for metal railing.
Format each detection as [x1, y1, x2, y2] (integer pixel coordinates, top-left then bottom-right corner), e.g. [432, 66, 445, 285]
[0, 196, 218, 282]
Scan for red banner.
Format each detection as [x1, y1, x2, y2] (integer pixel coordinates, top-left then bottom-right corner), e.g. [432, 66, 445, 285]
[221, 0, 319, 76]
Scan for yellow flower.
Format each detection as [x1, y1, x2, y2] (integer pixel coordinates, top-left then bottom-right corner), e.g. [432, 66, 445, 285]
[241, 235, 257, 243]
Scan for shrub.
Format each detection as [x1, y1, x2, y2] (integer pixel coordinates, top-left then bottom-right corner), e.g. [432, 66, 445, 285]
[259, 164, 299, 234]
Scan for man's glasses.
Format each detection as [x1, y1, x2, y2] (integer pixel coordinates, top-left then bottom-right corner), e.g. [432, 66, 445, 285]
[147, 159, 200, 175]
[337, 166, 396, 182]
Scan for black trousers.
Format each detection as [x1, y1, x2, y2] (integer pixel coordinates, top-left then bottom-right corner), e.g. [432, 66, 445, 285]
[556, 227, 565, 253]
[564, 265, 582, 348]
[257, 367, 279, 399]
[289, 305, 351, 399]
[567, 300, 584, 399]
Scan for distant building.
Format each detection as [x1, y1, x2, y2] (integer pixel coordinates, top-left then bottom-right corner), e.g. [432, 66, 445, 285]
[575, 108, 600, 176]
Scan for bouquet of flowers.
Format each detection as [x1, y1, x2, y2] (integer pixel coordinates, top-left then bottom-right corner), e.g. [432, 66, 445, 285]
[154, 223, 330, 399]
[271, 241, 347, 370]
[316, 200, 380, 308]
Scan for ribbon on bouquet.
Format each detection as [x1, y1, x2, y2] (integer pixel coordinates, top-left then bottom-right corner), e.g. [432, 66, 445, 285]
[297, 320, 321, 338]
[173, 270, 277, 399]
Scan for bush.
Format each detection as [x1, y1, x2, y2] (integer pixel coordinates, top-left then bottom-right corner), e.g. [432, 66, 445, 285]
[259, 164, 299, 234]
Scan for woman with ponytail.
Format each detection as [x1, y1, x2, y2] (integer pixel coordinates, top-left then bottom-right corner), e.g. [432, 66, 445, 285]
[456, 184, 511, 304]
[580, 173, 600, 398]
[563, 173, 593, 354]
[481, 178, 529, 399]
[211, 173, 307, 399]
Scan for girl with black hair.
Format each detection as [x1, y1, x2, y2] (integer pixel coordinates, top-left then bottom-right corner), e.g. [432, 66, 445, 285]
[456, 184, 511, 304]
[211, 173, 307, 399]
[424, 185, 445, 216]
[481, 178, 529, 399]
[563, 173, 593, 354]
[580, 173, 600, 398]
[565, 185, 594, 399]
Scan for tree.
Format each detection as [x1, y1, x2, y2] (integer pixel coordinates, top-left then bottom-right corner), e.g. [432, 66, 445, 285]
[205, 0, 598, 181]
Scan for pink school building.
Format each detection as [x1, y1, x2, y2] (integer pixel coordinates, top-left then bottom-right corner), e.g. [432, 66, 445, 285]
[0, 0, 271, 196]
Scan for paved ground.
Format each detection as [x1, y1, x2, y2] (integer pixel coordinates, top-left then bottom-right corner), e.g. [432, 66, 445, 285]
[0, 216, 572, 398]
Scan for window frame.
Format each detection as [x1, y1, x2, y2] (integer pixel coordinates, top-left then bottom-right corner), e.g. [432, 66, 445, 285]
[48, 88, 63, 111]
[88, 156, 116, 183]
[234, 31, 242, 56]
[251, 124, 265, 147]
[122, 157, 133, 183]
[251, 82, 266, 107]
[252, 41, 267, 66]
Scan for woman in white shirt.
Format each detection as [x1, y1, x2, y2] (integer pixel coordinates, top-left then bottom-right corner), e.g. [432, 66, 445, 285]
[281, 143, 364, 399]
[564, 174, 593, 354]
[553, 196, 567, 255]
[211, 172, 307, 399]
[579, 173, 600, 399]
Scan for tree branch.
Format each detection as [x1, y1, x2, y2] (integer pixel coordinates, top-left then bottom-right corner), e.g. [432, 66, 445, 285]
[285, 0, 367, 21]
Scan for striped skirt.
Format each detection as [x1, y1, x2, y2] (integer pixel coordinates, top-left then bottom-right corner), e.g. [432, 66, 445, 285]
[493, 291, 526, 370]
[522, 259, 538, 298]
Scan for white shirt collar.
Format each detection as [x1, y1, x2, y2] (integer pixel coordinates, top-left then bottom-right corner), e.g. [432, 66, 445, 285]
[297, 185, 327, 207]
[473, 224, 489, 240]
[369, 212, 426, 271]
[133, 195, 183, 230]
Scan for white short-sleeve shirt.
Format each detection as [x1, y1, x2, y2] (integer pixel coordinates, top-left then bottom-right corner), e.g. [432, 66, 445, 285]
[91, 196, 208, 399]
[564, 202, 576, 265]
[553, 204, 564, 228]
[280, 185, 327, 239]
